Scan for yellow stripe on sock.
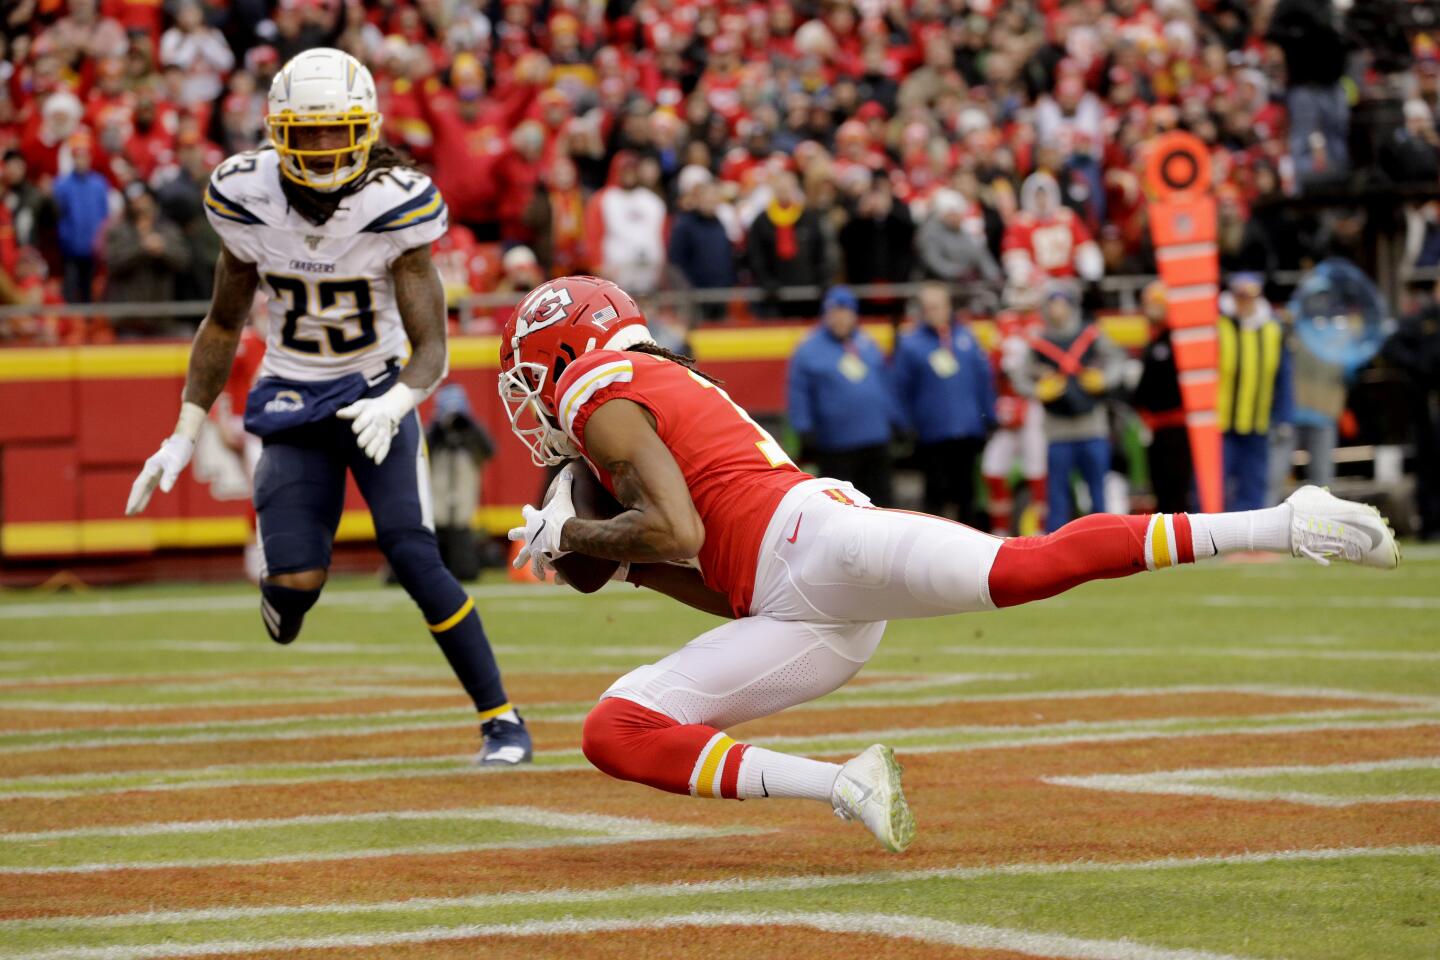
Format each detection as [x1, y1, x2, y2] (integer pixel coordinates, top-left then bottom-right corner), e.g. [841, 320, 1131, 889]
[1152, 515, 1172, 569]
[477, 701, 513, 722]
[695, 734, 735, 799]
[428, 596, 475, 634]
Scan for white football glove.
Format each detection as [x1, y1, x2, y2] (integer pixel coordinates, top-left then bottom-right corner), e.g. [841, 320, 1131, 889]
[337, 384, 417, 465]
[508, 467, 575, 579]
[125, 402, 207, 516]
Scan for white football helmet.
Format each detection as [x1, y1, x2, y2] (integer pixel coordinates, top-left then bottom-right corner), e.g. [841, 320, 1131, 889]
[267, 48, 381, 191]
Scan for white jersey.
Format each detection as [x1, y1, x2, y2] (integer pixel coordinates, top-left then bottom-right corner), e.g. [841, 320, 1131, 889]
[203, 148, 449, 383]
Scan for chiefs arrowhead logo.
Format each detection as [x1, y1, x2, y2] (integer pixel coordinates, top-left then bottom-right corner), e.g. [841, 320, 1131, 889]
[513, 284, 575, 339]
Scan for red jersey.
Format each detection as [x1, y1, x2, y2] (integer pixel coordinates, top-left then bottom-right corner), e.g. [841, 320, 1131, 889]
[557, 350, 808, 617]
[1001, 209, 1094, 280]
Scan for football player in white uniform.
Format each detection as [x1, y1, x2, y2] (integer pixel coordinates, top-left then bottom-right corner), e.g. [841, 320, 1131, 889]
[124, 48, 531, 765]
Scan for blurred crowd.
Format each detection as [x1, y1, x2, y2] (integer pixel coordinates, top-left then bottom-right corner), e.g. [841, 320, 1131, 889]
[9, 0, 1440, 344]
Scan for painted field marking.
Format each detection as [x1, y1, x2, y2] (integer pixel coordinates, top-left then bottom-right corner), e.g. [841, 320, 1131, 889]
[5, 685, 1429, 753]
[897, 717, 1440, 757]
[1201, 594, 1440, 610]
[1046, 757, 1440, 808]
[945, 644, 1440, 662]
[751, 707, 1440, 749]
[5, 844, 1434, 934]
[4, 713, 1437, 798]
[0, 584, 609, 622]
[0, 665, 444, 691]
[0, 688, 474, 713]
[0, 672, 1033, 715]
[1, 706, 481, 740]
[0, 911, 1256, 960]
[0, 805, 750, 876]
[0, 754, 592, 801]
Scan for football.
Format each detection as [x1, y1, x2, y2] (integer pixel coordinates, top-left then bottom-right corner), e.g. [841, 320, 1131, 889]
[543, 461, 625, 594]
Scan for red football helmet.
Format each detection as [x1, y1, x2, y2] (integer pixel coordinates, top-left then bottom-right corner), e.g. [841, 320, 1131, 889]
[498, 276, 649, 466]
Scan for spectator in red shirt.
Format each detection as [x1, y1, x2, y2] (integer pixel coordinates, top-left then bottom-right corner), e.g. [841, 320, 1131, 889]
[494, 120, 545, 247]
[21, 91, 86, 183]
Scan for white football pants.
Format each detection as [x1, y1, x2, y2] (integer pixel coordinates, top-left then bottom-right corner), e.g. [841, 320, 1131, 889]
[603, 478, 1005, 730]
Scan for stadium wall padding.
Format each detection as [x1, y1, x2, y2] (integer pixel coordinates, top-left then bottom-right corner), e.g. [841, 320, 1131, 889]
[0, 316, 1147, 558]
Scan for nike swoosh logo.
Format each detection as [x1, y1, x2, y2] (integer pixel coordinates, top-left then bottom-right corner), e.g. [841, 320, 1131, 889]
[761, 772, 769, 798]
[841, 775, 873, 806]
[786, 514, 803, 544]
[533, 519, 545, 547]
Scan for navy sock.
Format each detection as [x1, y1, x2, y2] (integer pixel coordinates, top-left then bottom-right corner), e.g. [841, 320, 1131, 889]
[428, 597, 510, 717]
[383, 529, 510, 715]
[260, 582, 321, 645]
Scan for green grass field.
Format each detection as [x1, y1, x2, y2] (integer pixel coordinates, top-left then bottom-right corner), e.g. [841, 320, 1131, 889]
[0, 548, 1437, 959]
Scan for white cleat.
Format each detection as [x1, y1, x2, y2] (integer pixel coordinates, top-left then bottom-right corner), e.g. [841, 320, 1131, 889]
[831, 744, 916, 853]
[1286, 485, 1400, 570]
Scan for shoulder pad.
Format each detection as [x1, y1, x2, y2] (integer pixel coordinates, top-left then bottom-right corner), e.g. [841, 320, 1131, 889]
[556, 350, 635, 440]
[204, 150, 278, 227]
[356, 170, 445, 234]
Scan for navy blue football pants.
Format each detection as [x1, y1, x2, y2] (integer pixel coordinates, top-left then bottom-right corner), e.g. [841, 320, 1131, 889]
[253, 397, 509, 716]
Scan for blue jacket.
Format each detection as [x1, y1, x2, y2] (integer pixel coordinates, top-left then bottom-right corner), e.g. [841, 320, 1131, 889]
[893, 323, 996, 443]
[53, 171, 111, 258]
[787, 327, 900, 452]
[667, 210, 736, 289]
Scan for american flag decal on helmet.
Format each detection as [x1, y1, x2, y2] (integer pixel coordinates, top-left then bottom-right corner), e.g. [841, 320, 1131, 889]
[592, 305, 619, 325]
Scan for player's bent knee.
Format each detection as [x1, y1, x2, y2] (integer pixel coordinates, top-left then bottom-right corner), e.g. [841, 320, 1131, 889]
[260, 571, 325, 645]
[377, 527, 445, 581]
[267, 568, 327, 591]
[581, 696, 695, 795]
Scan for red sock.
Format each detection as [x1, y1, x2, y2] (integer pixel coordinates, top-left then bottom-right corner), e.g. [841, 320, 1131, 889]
[581, 696, 749, 799]
[1026, 477, 1048, 510]
[989, 513, 1194, 608]
[984, 476, 1012, 535]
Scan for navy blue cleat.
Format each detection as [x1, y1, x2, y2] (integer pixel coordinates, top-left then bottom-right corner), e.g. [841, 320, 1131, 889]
[478, 710, 533, 766]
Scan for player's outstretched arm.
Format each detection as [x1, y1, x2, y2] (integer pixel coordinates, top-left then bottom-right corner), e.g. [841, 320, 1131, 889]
[125, 245, 258, 516]
[560, 398, 706, 563]
[337, 245, 447, 464]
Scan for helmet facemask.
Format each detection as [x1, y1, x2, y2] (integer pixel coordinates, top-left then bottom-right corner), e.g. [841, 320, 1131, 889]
[498, 360, 579, 467]
[268, 110, 379, 192]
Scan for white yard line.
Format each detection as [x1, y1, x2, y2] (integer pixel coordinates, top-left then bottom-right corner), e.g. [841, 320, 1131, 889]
[945, 644, 1440, 662]
[1201, 594, 1440, 610]
[0, 911, 1258, 960]
[6, 685, 1432, 754]
[4, 713, 1436, 799]
[0, 758, 594, 801]
[0, 717, 476, 754]
[0, 585, 586, 621]
[4, 844, 1433, 934]
[1046, 757, 1440, 808]
[0, 806, 745, 876]
[0, 834, 710, 877]
[0, 688, 472, 712]
[0, 805, 714, 842]
[2, 706, 476, 740]
[750, 707, 1440, 748]
[899, 717, 1440, 756]
[0, 665, 443, 691]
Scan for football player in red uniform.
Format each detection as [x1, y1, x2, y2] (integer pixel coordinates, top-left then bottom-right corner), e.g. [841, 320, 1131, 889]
[500, 277, 1400, 853]
[1001, 172, 1104, 290]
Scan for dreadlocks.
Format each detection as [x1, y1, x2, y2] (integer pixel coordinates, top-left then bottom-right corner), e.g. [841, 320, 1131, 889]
[624, 341, 723, 385]
[280, 142, 418, 226]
